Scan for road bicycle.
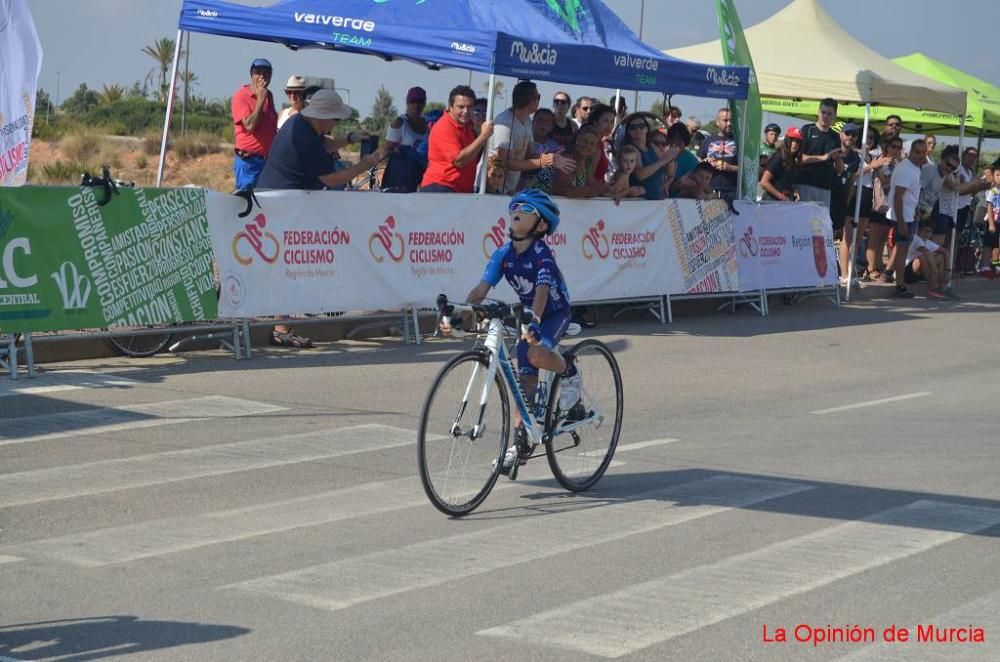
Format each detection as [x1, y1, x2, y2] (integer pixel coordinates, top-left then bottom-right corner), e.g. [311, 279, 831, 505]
[417, 295, 623, 517]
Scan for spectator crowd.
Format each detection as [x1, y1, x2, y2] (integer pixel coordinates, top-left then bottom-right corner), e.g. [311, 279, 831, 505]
[229, 57, 1000, 322]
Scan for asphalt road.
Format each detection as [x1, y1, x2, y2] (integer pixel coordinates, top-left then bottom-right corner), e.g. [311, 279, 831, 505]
[2, 283, 999, 661]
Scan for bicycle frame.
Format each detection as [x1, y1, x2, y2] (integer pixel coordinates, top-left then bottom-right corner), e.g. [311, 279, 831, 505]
[459, 318, 605, 448]
[459, 318, 547, 447]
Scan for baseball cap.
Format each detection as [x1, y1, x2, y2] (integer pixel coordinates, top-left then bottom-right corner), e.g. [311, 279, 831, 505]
[300, 89, 355, 121]
[284, 75, 307, 91]
[406, 86, 427, 103]
[841, 122, 859, 135]
[250, 58, 273, 70]
[784, 126, 803, 140]
[765, 123, 781, 133]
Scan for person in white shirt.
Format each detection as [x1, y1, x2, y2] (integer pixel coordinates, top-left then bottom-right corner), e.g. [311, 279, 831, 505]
[905, 222, 952, 299]
[277, 75, 307, 129]
[886, 138, 929, 297]
[489, 80, 573, 194]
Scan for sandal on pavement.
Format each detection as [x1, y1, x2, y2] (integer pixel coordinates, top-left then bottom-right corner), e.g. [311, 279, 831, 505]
[271, 330, 314, 348]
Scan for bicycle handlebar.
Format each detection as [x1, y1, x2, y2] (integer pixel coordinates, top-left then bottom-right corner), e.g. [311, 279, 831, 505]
[436, 294, 534, 327]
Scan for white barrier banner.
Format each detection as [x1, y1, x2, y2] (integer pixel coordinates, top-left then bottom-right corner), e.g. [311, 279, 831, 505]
[205, 191, 830, 318]
[732, 201, 837, 291]
[666, 198, 740, 293]
[205, 191, 682, 318]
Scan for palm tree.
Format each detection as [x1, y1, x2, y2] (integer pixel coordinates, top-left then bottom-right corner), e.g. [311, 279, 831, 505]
[99, 84, 125, 105]
[142, 37, 183, 101]
[180, 70, 198, 99]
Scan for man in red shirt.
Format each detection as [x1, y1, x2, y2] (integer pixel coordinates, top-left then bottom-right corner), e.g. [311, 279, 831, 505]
[231, 58, 278, 189]
[419, 85, 493, 193]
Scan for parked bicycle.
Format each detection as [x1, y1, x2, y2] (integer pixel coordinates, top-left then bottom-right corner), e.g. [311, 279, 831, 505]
[417, 295, 623, 517]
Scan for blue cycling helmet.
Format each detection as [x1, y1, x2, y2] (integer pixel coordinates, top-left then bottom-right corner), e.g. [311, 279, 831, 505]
[508, 188, 560, 236]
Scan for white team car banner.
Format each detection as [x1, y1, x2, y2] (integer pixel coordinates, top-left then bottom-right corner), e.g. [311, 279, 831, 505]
[204, 190, 826, 318]
[732, 201, 837, 292]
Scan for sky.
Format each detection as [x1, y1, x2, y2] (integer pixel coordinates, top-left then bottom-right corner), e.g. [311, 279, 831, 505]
[26, 0, 999, 144]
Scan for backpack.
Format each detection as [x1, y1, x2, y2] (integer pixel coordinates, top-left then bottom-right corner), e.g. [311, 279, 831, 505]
[381, 145, 427, 193]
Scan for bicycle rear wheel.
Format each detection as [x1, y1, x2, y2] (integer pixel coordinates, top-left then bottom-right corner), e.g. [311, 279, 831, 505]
[418, 350, 509, 516]
[105, 329, 175, 357]
[545, 339, 623, 492]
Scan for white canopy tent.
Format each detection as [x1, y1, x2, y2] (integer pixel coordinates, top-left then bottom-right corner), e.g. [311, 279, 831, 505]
[665, 0, 966, 115]
[664, 0, 968, 299]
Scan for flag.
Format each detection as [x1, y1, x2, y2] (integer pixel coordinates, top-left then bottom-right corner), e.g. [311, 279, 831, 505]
[715, 0, 760, 200]
[0, 0, 44, 187]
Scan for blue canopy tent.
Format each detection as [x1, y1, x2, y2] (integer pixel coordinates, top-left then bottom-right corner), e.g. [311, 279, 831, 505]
[157, 0, 750, 183]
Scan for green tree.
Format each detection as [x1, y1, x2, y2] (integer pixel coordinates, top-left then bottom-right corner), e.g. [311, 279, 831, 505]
[61, 83, 100, 114]
[99, 84, 125, 105]
[363, 85, 397, 136]
[425, 101, 445, 114]
[649, 99, 667, 119]
[142, 37, 182, 101]
[34, 88, 51, 116]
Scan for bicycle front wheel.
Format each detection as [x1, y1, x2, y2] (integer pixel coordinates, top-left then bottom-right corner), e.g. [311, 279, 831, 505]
[545, 339, 623, 492]
[105, 329, 175, 357]
[418, 350, 509, 516]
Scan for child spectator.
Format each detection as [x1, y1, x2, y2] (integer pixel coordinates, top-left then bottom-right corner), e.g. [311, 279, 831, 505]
[905, 222, 953, 299]
[610, 144, 646, 203]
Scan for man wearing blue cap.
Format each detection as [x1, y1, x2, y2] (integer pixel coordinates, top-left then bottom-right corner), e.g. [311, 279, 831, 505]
[231, 58, 278, 189]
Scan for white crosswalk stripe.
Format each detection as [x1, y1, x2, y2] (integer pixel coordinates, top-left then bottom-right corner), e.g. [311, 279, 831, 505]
[0, 555, 24, 565]
[838, 589, 1000, 660]
[477, 500, 1000, 658]
[0, 395, 286, 446]
[224, 476, 810, 611]
[0, 424, 417, 508]
[0, 369, 138, 398]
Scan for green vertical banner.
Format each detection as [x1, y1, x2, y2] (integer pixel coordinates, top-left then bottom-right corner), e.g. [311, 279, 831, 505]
[0, 186, 218, 333]
[716, 0, 761, 200]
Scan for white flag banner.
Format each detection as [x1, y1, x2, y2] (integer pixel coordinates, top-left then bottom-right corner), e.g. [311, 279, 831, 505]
[732, 201, 837, 291]
[0, 0, 43, 187]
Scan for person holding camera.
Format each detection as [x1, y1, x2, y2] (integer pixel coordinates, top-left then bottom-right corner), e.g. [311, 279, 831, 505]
[257, 89, 386, 191]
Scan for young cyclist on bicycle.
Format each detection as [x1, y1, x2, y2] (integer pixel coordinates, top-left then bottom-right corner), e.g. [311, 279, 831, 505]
[440, 188, 582, 473]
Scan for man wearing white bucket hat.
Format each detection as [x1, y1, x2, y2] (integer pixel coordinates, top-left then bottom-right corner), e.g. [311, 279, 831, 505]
[258, 88, 385, 190]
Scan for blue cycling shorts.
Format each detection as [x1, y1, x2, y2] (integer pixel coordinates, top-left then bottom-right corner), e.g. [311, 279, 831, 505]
[517, 310, 571, 376]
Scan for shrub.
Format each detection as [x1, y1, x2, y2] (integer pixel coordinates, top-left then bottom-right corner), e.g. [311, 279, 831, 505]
[135, 154, 149, 170]
[60, 130, 101, 163]
[172, 131, 222, 159]
[39, 160, 91, 185]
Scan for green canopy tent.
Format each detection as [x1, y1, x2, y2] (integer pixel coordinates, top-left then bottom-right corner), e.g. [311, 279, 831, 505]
[762, 53, 1000, 140]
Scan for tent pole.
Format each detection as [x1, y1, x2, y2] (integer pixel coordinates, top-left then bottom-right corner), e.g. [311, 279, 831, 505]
[181, 31, 191, 136]
[845, 102, 870, 302]
[476, 73, 497, 195]
[736, 98, 747, 200]
[947, 115, 966, 290]
[611, 88, 622, 135]
[155, 29, 184, 187]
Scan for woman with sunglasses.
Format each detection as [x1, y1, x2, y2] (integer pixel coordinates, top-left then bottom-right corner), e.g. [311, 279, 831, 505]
[277, 75, 307, 129]
[550, 91, 576, 146]
[622, 113, 680, 201]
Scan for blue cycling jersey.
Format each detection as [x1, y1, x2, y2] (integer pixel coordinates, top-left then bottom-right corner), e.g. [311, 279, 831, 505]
[481, 240, 570, 316]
